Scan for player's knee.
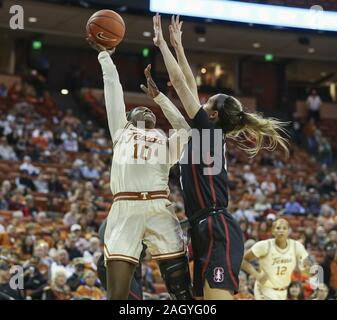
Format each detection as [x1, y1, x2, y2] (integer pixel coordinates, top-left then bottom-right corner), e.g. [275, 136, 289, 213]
[158, 255, 193, 300]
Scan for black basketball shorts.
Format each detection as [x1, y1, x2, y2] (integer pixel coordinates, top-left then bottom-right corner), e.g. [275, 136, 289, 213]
[189, 208, 244, 297]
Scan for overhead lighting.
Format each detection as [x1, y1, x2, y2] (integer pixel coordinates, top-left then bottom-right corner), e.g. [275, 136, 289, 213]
[308, 47, 315, 53]
[28, 17, 37, 23]
[201, 67, 207, 74]
[198, 37, 206, 43]
[61, 89, 69, 95]
[150, 0, 337, 32]
[253, 42, 261, 48]
[142, 31, 152, 38]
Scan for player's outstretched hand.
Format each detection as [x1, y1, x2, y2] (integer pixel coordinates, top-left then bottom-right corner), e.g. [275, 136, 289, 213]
[86, 37, 115, 55]
[169, 15, 183, 49]
[140, 64, 160, 99]
[153, 13, 165, 48]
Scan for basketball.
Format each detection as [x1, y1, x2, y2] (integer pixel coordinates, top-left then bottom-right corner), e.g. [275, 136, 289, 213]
[86, 10, 125, 49]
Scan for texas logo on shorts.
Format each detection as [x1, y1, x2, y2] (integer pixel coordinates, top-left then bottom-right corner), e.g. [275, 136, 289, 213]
[213, 267, 224, 283]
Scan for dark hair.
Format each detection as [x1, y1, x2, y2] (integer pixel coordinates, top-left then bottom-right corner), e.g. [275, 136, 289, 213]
[287, 281, 305, 300]
[212, 94, 289, 157]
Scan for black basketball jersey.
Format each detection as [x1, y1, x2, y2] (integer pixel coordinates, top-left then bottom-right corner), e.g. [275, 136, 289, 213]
[180, 108, 229, 218]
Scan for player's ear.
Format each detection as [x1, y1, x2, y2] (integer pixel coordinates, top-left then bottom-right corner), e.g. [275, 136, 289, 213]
[209, 110, 218, 121]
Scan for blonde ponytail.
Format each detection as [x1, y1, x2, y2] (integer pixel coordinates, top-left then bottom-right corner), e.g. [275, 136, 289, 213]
[226, 111, 290, 158]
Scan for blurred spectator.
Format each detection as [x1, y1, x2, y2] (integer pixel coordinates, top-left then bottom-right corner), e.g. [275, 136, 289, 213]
[20, 235, 35, 260]
[67, 258, 86, 291]
[75, 270, 104, 300]
[62, 109, 80, 127]
[287, 281, 305, 300]
[23, 256, 48, 291]
[83, 237, 101, 264]
[243, 165, 258, 185]
[34, 174, 49, 194]
[69, 161, 83, 180]
[80, 160, 100, 181]
[318, 138, 333, 166]
[15, 172, 36, 192]
[311, 283, 330, 300]
[48, 174, 65, 195]
[65, 233, 83, 260]
[60, 126, 79, 152]
[291, 112, 304, 146]
[306, 89, 322, 123]
[320, 242, 337, 299]
[260, 176, 276, 195]
[50, 250, 74, 278]
[254, 195, 272, 216]
[284, 196, 306, 215]
[70, 224, 89, 253]
[35, 268, 72, 300]
[63, 203, 80, 227]
[20, 156, 40, 176]
[0, 137, 17, 160]
[234, 200, 258, 223]
[22, 195, 39, 217]
[0, 83, 7, 98]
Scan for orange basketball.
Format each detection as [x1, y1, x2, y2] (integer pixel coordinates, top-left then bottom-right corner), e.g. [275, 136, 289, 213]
[86, 10, 125, 49]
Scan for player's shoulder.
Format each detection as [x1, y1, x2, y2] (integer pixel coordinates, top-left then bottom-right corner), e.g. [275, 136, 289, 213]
[257, 239, 273, 247]
[252, 239, 272, 256]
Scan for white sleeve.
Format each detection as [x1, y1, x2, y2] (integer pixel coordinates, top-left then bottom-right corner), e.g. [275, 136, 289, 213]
[167, 130, 190, 165]
[153, 93, 191, 165]
[153, 92, 190, 132]
[251, 240, 270, 258]
[98, 51, 127, 141]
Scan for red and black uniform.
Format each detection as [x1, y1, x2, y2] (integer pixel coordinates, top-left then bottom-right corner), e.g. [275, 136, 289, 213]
[180, 108, 244, 297]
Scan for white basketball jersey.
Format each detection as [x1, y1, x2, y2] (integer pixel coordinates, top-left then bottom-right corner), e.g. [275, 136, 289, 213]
[252, 239, 308, 289]
[110, 123, 171, 194]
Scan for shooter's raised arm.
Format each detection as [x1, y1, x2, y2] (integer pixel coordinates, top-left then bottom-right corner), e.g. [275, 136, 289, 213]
[87, 39, 127, 141]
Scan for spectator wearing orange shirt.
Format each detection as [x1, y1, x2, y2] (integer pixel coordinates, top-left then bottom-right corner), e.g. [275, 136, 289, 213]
[76, 270, 104, 300]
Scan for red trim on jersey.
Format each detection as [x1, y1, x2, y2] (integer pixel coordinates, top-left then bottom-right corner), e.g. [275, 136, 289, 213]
[206, 152, 217, 207]
[201, 216, 214, 278]
[219, 214, 238, 291]
[192, 152, 206, 209]
[129, 290, 142, 300]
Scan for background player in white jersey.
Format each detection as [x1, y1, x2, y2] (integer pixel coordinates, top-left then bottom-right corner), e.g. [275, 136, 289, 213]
[87, 39, 192, 300]
[242, 218, 311, 300]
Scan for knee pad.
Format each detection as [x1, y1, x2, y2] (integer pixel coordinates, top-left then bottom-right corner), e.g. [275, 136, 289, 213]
[159, 255, 193, 300]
